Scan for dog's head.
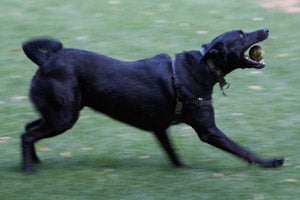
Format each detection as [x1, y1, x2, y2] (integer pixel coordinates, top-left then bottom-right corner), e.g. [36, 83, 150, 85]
[201, 29, 269, 74]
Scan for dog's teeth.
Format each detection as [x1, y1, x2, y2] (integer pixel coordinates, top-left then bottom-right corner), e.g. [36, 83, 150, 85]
[244, 55, 264, 64]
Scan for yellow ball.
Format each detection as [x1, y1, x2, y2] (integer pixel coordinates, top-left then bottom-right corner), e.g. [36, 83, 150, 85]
[249, 45, 264, 61]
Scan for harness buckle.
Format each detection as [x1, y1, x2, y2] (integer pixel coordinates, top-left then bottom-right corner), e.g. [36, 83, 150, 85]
[174, 101, 183, 115]
[196, 98, 212, 107]
[197, 98, 204, 107]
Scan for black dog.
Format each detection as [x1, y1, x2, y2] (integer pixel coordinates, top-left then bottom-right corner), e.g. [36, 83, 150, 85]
[21, 28, 284, 172]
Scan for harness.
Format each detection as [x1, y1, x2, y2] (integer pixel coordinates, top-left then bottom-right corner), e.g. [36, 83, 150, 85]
[171, 48, 230, 123]
[171, 58, 212, 123]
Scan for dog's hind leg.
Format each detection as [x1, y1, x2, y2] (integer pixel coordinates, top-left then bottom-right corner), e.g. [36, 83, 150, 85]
[154, 130, 184, 167]
[21, 109, 79, 172]
[23, 119, 42, 164]
[25, 119, 42, 131]
[21, 75, 82, 172]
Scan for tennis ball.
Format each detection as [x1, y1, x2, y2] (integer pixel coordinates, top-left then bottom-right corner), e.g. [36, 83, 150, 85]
[249, 45, 264, 61]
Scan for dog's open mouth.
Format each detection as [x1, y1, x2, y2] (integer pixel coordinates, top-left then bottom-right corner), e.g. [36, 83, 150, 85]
[241, 29, 269, 69]
[242, 44, 265, 69]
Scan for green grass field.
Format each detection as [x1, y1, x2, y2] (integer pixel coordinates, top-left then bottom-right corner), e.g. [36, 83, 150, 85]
[1, 0, 299, 199]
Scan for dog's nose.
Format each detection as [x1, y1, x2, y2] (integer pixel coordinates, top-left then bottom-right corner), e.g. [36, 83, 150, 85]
[264, 28, 269, 34]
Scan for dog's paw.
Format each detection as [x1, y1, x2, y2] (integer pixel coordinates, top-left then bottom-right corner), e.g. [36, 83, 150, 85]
[260, 157, 285, 168]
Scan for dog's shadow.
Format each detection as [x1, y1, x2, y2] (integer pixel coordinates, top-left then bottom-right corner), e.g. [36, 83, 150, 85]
[12, 154, 259, 175]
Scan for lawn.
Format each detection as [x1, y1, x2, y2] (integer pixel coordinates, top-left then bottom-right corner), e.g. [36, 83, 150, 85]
[0, 0, 299, 199]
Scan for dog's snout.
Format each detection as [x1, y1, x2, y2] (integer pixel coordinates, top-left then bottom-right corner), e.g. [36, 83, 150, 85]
[264, 28, 269, 34]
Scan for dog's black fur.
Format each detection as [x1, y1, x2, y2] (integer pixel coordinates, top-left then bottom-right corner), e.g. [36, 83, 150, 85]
[21, 28, 284, 172]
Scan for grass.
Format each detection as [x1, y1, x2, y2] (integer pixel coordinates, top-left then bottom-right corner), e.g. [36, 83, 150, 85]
[1, 0, 299, 199]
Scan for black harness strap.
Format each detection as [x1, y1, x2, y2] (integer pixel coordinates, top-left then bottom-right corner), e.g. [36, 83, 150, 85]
[171, 58, 212, 123]
[171, 59, 184, 116]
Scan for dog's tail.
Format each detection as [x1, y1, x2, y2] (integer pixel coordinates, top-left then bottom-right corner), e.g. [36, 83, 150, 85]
[22, 38, 63, 67]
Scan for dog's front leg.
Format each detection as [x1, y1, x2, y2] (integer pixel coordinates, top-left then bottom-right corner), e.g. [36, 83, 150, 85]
[189, 106, 284, 168]
[154, 130, 185, 167]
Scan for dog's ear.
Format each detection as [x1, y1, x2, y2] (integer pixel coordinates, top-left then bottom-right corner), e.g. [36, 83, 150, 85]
[201, 42, 224, 61]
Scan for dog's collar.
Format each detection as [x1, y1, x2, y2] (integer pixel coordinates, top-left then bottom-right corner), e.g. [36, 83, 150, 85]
[199, 47, 230, 96]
